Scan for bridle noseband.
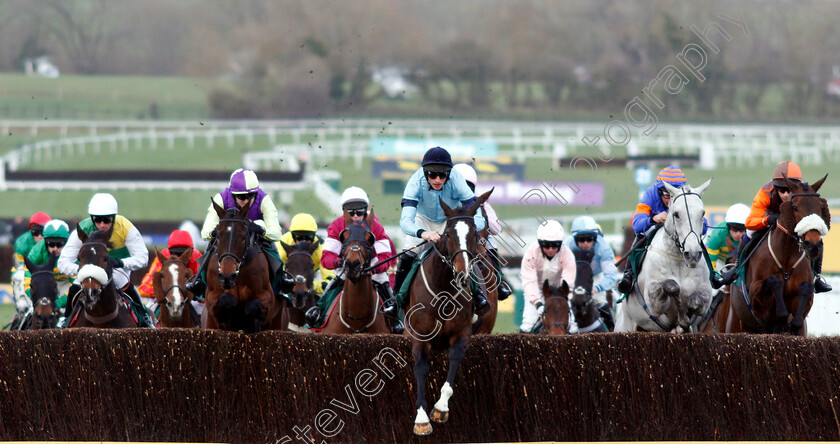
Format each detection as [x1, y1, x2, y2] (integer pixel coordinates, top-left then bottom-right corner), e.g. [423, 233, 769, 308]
[160, 259, 191, 301]
[432, 215, 479, 271]
[216, 217, 259, 284]
[285, 249, 315, 299]
[664, 190, 704, 261]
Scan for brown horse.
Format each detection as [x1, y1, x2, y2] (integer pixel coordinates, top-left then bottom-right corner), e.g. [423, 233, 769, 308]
[202, 200, 288, 332]
[728, 175, 829, 335]
[23, 255, 61, 330]
[153, 248, 200, 328]
[405, 189, 492, 436]
[66, 228, 139, 329]
[319, 211, 390, 334]
[471, 207, 500, 334]
[279, 240, 319, 333]
[541, 279, 571, 335]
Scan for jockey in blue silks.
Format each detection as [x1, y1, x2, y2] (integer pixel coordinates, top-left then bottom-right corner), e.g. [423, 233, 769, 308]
[618, 165, 709, 294]
[381, 146, 490, 320]
[566, 215, 619, 331]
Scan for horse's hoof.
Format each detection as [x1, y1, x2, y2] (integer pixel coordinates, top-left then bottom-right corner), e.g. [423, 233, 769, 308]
[431, 407, 449, 423]
[413, 422, 433, 436]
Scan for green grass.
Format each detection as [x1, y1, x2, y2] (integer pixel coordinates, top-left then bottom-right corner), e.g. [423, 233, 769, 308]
[0, 304, 14, 328]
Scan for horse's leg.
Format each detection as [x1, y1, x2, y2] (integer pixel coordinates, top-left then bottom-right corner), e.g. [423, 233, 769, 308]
[412, 341, 433, 436]
[432, 335, 467, 423]
[687, 288, 711, 320]
[764, 275, 788, 329]
[649, 279, 678, 316]
[243, 299, 264, 333]
[790, 280, 813, 334]
[213, 292, 237, 330]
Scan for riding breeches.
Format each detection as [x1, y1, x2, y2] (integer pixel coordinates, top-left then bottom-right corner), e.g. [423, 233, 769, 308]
[403, 214, 446, 249]
[112, 267, 131, 290]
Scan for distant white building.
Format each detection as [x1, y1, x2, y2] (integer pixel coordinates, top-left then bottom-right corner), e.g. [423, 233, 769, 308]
[372, 66, 418, 98]
[23, 56, 60, 78]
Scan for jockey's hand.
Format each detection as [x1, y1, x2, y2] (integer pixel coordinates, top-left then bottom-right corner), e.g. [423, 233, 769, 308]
[421, 231, 440, 243]
[766, 213, 780, 227]
[333, 257, 344, 269]
[108, 257, 124, 269]
[652, 212, 668, 224]
[247, 220, 265, 235]
[535, 301, 545, 316]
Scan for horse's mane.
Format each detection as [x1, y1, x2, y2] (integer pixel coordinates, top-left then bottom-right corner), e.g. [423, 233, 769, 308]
[86, 230, 113, 249]
[573, 250, 594, 293]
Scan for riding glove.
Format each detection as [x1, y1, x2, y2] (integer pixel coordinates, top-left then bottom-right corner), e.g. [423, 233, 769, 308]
[247, 221, 265, 235]
[766, 213, 780, 227]
[535, 301, 545, 316]
[108, 257, 124, 269]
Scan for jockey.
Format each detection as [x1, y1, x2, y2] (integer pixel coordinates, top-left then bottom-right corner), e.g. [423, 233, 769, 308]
[138, 229, 202, 300]
[617, 165, 708, 294]
[566, 215, 619, 331]
[57, 193, 155, 328]
[519, 220, 576, 333]
[14, 211, 51, 270]
[23, 219, 72, 311]
[718, 161, 831, 292]
[389, 146, 489, 319]
[306, 187, 400, 333]
[276, 213, 335, 296]
[189, 168, 296, 296]
[452, 163, 513, 301]
[705, 203, 749, 271]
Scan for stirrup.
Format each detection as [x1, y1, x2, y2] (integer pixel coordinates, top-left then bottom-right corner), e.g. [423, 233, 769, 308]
[381, 298, 400, 319]
[815, 275, 832, 293]
[305, 306, 321, 326]
[389, 318, 405, 334]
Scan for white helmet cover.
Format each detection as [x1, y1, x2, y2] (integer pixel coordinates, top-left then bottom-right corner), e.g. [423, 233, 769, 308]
[537, 220, 565, 241]
[88, 193, 118, 216]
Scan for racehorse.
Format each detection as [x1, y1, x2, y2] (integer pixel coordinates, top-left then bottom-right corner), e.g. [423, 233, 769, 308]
[540, 279, 570, 335]
[319, 210, 390, 334]
[404, 189, 492, 436]
[615, 179, 713, 332]
[279, 240, 319, 333]
[66, 227, 139, 329]
[202, 200, 288, 332]
[571, 250, 608, 334]
[728, 175, 829, 335]
[153, 248, 200, 328]
[23, 255, 61, 330]
[471, 208, 500, 334]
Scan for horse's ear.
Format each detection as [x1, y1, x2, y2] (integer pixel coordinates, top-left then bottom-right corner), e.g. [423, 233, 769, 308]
[821, 198, 832, 231]
[661, 182, 679, 197]
[694, 178, 712, 196]
[366, 207, 375, 226]
[212, 198, 225, 218]
[439, 197, 455, 217]
[180, 247, 193, 264]
[47, 252, 58, 269]
[812, 174, 828, 193]
[279, 240, 292, 252]
[23, 256, 36, 273]
[541, 279, 550, 297]
[477, 187, 494, 206]
[365, 231, 376, 247]
[152, 271, 164, 303]
[76, 225, 88, 244]
[782, 174, 799, 193]
[339, 229, 350, 244]
[155, 247, 166, 264]
[238, 198, 253, 219]
[306, 241, 319, 254]
[343, 211, 352, 227]
[560, 280, 570, 295]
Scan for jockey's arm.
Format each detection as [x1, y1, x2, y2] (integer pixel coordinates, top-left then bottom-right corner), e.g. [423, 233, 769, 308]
[745, 187, 771, 231]
[520, 246, 543, 306]
[200, 194, 224, 240]
[121, 226, 149, 271]
[453, 178, 486, 231]
[483, 203, 502, 235]
[258, 196, 283, 241]
[559, 246, 577, 291]
[594, 242, 620, 293]
[57, 230, 83, 278]
[137, 257, 162, 299]
[321, 234, 342, 269]
[400, 201, 423, 237]
[632, 203, 654, 234]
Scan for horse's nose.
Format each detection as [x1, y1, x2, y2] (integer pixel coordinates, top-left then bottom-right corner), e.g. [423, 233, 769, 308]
[683, 251, 702, 266]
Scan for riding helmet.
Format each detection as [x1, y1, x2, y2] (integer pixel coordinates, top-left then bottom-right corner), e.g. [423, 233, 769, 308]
[421, 147, 453, 172]
[168, 229, 195, 248]
[537, 220, 565, 242]
[772, 161, 802, 187]
[43, 220, 70, 239]
[28, 211, 51, 228]
[655, 165, 686, 188]
[570, 215, 601, 238]
[453, 163, 477, 187]
[88, 193, 118, 216]
[229, 168, 260, 194]
[290, 213, 318, 232]
[340, 186, 369, 210]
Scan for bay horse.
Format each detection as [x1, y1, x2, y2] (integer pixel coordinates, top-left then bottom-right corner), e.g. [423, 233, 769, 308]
[405, 189, 492, 436]
[23, 255, 61, 330]
[728, 175, 829, 335]
[279, 240, 319, 333]
[615, 179, 713, 332]
[66, 227, 139, 329]
[153, 248, 200, 328]
[202, 200, 288, 332]
[570, 250, 608, 334]
[319, 210, 390, 334]
[540, 279, 571, 335]
[471, 207, 500, 334]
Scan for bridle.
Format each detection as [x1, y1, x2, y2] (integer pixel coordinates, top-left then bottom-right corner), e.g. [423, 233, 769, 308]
[216, 217, 259, 285]
[664, 190, 704, 262]
[160, 259, 192, 301]
[339, 222, 375, 276]
[541, 294, 570, 333]
[285, 249, 315, 302]
[430, 215, 479, 272]
[30, 269, 59, 328]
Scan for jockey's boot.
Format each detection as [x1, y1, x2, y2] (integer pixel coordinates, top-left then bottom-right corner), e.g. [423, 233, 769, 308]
[384, 251, 416, 319]
[487, 248, 513, 301]
[814, 252, 832, 293]
[497, 278, 513, 301]
[304, 306, 321, 327]
[617, 267, 634, 294]
[185, 243, 214, 296]
[472, 285, 490, 316]
[123, 285, 155, 328]
[65, 283, 82, 318]
[278, 269, 297, 296]
[185, 277, 205, 296]
[596, 302, 615, 332]
[375, 280, 405, 334]
[716, 266, 739, 288]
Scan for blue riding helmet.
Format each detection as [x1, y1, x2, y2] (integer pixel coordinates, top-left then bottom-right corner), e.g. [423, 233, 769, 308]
[421, 147, 453, 172]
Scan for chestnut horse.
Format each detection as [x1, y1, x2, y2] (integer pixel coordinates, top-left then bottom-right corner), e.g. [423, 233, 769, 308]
[405, 189, 492, 436]
[541, 279, 571, 335]
[728, 175, 829, 335]
[23, 255, 61, 330]
[279, 240, 319, 333]
[66, 228, 138, 329]
[153, 248, 200, 328]
[202, 200, 288, 332]
[319, 211, 389, 334]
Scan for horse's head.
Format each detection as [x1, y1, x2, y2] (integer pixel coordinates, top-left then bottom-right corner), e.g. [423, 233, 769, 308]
[438, 188, 494, 288]
[541, 279, 570, 335]
[153, 247, 194, 319]
[76, 227, 114, 307]
[779, 174, 829, 259]
[661, 179, 711, 268]
[339, 210, 377, 283]
[279, 240, 318, 309]
[24, 254, 59, 329]
[571, 251, 595, 314]
[212, 199, 254, 290]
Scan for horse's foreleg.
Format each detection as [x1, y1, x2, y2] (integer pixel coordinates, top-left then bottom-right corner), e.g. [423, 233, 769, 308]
[790, 280, 813, 334]
[432, 335, 467, 424]
[243, 299, 264, 333]
[649, 279, 679, 316]
[764, 275, 788, 329]
[687, 288, 711, 320]
[413, 342, 433, 436]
